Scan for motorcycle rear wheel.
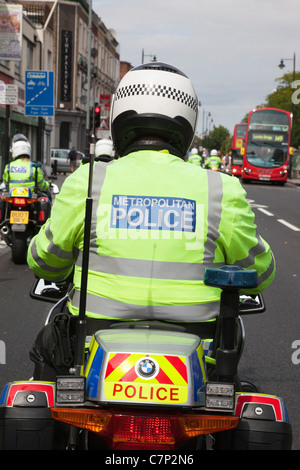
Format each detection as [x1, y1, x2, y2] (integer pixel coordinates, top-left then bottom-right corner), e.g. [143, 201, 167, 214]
[11, 232, 27, 264]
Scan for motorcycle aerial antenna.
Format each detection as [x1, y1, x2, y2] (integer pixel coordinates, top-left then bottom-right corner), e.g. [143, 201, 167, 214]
[73, 134, 95, 375]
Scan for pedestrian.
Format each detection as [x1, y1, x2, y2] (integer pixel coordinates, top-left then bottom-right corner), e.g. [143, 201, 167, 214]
[68, 146, 78, 173]
[27, 62, 275, 380]
[222, 152, 232, 173]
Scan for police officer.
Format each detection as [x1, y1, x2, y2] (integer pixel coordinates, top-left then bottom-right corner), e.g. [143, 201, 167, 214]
[204, 149, 222, 170]
[2, 134, 50, 195]
[187, 148, 202, 166]
[27, 63, 275, 379]
[95, 138, 114, 162]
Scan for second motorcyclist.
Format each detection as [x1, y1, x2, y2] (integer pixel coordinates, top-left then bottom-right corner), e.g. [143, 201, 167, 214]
[3, 134, 50, 195]
[204, 149, 222, 170]
[2, 134, 52, 223]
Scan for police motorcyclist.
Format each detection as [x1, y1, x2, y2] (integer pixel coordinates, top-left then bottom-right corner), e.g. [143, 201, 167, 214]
[95, 138, 114, 162]
[3, 134, 50, 195]
[204, 149, 222, 170]
[187, 147, 202, 166]
[81, 138, 114, 165]
[27, 62, 275, 380]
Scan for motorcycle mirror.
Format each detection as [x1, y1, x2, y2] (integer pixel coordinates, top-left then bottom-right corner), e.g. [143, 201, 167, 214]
[239, 294, 265, 314]
[50, 183, 60, 195]
[30, 278, 69, 303]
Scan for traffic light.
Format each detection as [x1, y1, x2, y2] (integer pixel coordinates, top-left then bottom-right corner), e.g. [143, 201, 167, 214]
[94, 104, 101, 129]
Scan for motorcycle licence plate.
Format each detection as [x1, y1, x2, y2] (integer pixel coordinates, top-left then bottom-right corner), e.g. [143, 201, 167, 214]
[10, 211, 29, 224]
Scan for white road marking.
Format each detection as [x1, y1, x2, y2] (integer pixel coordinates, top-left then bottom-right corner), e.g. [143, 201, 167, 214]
[257, 207, 274, 216]
[248, 200, 299, 232]
[277, 219, 300, 232]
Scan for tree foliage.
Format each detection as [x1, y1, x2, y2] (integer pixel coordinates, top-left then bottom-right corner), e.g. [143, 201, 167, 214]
[243, 71, 300, 148]
[197, 125, 231, 153]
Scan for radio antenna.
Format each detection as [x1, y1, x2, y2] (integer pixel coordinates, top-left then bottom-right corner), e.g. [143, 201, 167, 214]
[73, 135, 95, 375]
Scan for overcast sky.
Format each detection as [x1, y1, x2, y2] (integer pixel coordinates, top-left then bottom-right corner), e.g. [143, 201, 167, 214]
[94, 0, 300, 136]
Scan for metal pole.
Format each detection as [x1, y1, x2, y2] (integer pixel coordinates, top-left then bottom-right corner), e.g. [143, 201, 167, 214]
[290, 53, 296, 177]
[85, 0, 92, 156]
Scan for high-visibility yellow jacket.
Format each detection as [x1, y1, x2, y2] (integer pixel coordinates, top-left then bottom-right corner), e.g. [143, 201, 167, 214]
[204, 156, 222, 170]
[27, 150, 275, 322]
[187, 154, 202, 165]
[3, 159, 50, 193]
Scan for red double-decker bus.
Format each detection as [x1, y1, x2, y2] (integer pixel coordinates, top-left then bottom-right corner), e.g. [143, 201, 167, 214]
[241, 108, 292, 185]
[231, 123, 247, 177]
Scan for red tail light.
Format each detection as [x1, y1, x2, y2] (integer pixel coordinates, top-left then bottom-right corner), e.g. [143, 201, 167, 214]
[13, 198, 27, 206]
[39, 210, 45, 222]
[51, 408, 239, 450]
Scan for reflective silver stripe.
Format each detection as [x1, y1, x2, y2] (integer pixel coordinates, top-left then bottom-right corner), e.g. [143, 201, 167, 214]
[30, 238, 72, 279]
[90, 161, 111, 246]
[256, 251, 275, 285]
[69, 289, 219, 322]
[232, 236, 275, 285]
[203, 171, 222, 263]
[237, 235, 266, 268]
[45, 224, 79, 261]
[76, 251, 224, 280]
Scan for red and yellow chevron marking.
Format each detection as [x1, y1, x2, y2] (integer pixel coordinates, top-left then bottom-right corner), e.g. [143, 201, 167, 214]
[104, 353, 189, 404]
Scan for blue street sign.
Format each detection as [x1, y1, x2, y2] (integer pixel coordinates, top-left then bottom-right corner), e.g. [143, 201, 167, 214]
[25, 71, 54, 117]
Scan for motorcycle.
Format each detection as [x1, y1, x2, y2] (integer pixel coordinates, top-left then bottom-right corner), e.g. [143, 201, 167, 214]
[0, 178, 59, 264]
[0, 144, 292, 450]
[0, 266, 292, 450]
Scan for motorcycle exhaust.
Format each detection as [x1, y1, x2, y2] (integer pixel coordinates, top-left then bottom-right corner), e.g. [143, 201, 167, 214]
[1, 225, 9, 236]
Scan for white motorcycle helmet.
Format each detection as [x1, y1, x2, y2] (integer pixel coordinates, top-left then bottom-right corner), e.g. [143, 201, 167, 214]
[210, 149, 218, 156]
[95, 138, 113, 159]
[190, 148, 198, 155]
[110, 62, 199, 158]
[11, 134, 31, 160]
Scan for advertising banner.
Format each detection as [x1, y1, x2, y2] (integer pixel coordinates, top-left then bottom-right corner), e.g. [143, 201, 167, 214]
[0, 4, 22, 61]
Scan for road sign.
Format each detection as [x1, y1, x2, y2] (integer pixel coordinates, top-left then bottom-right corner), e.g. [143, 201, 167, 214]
[25, 70, 54, 116]
[0, 83, 18, 105]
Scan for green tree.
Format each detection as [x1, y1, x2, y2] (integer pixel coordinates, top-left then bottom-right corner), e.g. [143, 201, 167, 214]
[265, 71, 300, 148]
[201, 125, 231, 153]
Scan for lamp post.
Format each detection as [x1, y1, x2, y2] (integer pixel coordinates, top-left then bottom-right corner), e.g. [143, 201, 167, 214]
[206, 112, 211, 134]
[141, 49, 157, 64]
[278, 53, 296, 177]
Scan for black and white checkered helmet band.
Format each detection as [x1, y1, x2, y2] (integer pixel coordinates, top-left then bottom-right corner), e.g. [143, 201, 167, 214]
[115, 83, 198, 112]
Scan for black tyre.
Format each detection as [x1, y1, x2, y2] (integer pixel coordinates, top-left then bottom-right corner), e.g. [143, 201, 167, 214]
[11, 232, 27, 264]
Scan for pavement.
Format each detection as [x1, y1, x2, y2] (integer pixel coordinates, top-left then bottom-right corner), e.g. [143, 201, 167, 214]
[288, 176, 300, 186]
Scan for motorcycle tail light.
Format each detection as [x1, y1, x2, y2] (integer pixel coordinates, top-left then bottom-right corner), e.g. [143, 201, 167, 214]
[13, 197, 27, 206]
[51, 408, 111, 434]
[39, 210, 45, 222]
[51, 408, 239, 449]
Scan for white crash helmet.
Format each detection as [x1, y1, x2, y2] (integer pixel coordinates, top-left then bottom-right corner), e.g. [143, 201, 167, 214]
[110, 62, 199, 158]
[210, 149, 218, 156]
[95, 138, 113, 158]
[11, 134, 31, 160]
[190, 148, 198, 155]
